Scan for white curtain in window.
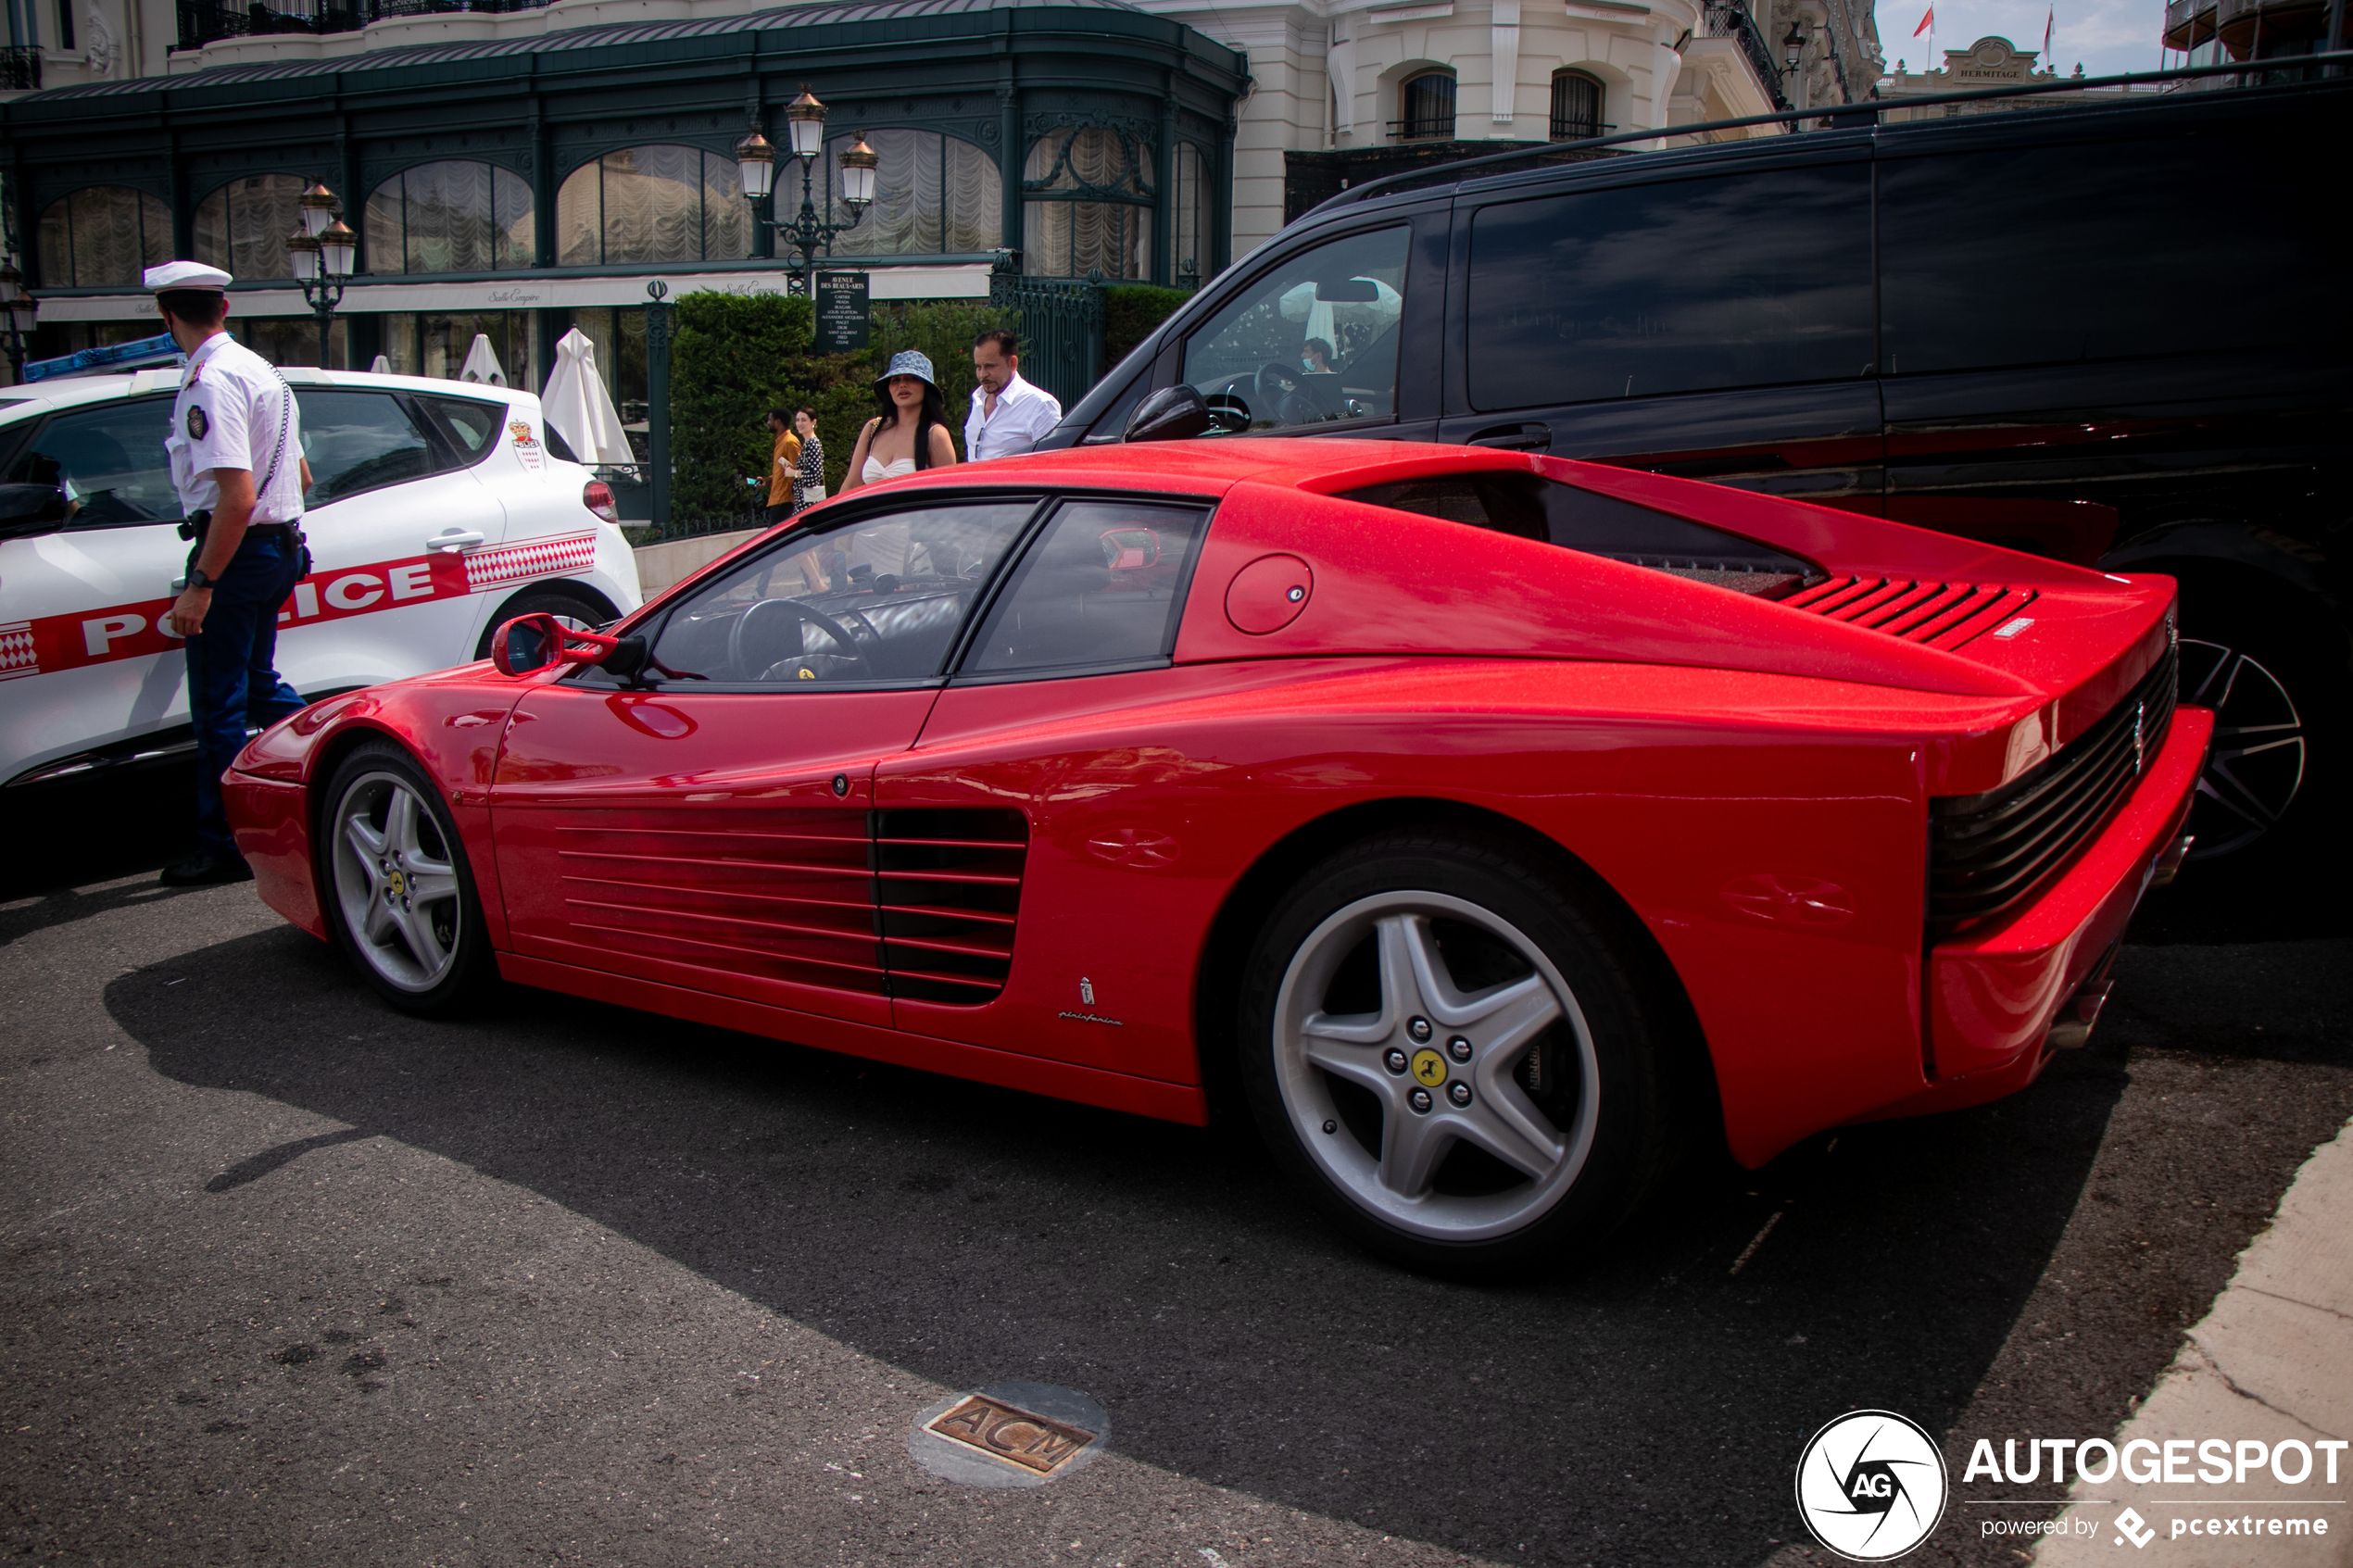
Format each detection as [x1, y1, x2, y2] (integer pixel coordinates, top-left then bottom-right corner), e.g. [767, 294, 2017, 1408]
[824, 131, 1001, 257]
[1025, 200, 1150, 279]
[700, 154, 749, 261]
[943, 136, 1000, 253]
[192, 176, 303, 281]
[1175, 143, 1206, 281]
[1024, 127, 1145, 194]
[41, 186, 169, 288]
[555, 162, 601, 267]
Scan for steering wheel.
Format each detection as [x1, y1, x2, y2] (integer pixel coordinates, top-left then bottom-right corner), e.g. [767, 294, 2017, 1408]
[727, 597, 872, 681]
[1253, 362, 1321, 428]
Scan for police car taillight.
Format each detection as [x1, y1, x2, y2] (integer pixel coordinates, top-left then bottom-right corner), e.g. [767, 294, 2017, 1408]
[583, 480, 620, 526]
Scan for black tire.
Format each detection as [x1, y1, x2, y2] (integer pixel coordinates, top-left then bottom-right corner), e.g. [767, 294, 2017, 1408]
[472, 583, 613, 660]
[1236, 827, 1684, 1279]
[319, 741, 497, 1016]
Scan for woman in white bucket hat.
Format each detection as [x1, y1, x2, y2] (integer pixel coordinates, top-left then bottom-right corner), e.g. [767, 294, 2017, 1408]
[842, 349, 959, 491]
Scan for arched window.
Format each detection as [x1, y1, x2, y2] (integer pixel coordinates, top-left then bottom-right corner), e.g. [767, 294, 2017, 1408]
[35, 186, 170, 288]
[1397, 70, 1456, 141]
[193, 175, 305, 280]
[555, 145, 749, 268]
[820, 130, 1000, 256]
[1023, 126, 1153, 280]
[364, 161, 535, 274]
[1172, 143, 1209, 285]
[1551, 69, 1605, 140]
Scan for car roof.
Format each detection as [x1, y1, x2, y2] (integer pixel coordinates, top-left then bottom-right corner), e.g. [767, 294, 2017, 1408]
[0, 365, 533, 425]
[833, 437, 1529, 500]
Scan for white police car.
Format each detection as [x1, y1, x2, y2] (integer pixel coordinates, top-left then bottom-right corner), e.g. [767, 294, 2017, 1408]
[0, 364, 642, 788]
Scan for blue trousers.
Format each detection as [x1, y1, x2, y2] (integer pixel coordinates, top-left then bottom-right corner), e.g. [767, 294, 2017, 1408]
[185, 533, 306, 860]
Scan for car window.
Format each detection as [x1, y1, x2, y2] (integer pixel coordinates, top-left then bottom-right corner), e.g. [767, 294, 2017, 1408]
[297, 390, 444, 506]
[1879, 123, 2329, 374]
[646, 500, 1039, 686]
[1342, 473, 1820, 597]
[414, 395, 508, 461]
[1180, 228, 1408, 433]
[960, 499, 1210, 676]
[1465, 164, 1873, 409]
[0, 397, 180, 528]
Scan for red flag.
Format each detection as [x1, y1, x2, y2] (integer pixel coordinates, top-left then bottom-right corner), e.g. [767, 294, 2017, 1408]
[1913, 5, 1934, 35]
[2043, 6, 2054, 58]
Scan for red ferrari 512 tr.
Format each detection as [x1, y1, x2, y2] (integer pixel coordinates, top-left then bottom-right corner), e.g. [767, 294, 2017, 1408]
[225, 439, 2204, 1273]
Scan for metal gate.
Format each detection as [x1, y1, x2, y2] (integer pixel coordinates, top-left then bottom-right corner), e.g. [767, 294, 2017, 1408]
[988, 258, 1105, 414]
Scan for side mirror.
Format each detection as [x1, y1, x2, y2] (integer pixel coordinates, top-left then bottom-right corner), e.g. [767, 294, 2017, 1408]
[1123, 383, 1212, 443]
[490, 612, 622, 677]
[1099, 526, 1161, 571]
[0, 482, 74, 539]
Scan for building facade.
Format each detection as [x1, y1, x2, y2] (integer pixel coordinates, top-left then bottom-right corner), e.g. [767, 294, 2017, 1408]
[1874, 34, 2147, 120]
[1135, 0, 1881, 255]
[2, 0, 1249, 388]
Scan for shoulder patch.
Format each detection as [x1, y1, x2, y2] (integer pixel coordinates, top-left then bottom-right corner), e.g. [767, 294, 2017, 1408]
[186, 406, 209, 441]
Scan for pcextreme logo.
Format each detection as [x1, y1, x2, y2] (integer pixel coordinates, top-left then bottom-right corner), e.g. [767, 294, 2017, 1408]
[1795, 1411, 1950, 1562]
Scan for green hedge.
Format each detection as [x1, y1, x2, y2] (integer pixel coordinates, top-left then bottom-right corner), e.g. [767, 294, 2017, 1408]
[666, 291, 1018, 520]
[1101, 284, 1190, 370]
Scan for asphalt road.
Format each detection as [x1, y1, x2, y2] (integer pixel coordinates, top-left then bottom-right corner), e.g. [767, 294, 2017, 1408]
[3, 773, 2349, 1567]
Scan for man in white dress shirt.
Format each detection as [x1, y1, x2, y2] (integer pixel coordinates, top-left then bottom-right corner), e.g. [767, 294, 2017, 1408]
[963, 328, 1063, 462]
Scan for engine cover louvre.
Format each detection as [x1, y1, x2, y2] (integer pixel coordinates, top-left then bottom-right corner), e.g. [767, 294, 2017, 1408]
[1782, 576, 2038, 649]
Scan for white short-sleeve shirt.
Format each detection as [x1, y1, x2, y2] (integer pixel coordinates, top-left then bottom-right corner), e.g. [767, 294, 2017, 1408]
[963, 371, 1063, 463]
[167, 332, 306, 523]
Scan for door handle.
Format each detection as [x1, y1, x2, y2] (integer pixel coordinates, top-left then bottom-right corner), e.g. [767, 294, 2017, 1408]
[429, 529, 485, 552]
[1467, 423, 1551, 452]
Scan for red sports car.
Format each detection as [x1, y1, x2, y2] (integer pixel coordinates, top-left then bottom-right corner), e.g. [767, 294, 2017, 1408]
[225, 440, 2204, 1273]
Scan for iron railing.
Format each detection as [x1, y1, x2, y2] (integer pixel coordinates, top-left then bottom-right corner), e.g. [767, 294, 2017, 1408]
[1309, 51, 2353, 220]
[174, 0, 547, 49]
[988, 256, 1106, 414]
[1703, 0, 1794, 110]
[1, 44, 42, 90]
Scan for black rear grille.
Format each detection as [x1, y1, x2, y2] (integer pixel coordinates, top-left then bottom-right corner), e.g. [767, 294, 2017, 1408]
[1927, 636, 2177, 935]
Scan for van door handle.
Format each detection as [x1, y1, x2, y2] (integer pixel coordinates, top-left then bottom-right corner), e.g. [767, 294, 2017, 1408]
[429, 528, 485, 552]
[1467, 423, 1551, 451]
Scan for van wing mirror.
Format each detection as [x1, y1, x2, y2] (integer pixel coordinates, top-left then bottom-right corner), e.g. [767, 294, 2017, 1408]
[490, 612, 622, 677]
[1123, 383, 1212, 443]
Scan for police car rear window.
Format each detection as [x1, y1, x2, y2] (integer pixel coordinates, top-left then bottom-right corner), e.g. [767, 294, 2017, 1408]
[418, 395, 505, 456]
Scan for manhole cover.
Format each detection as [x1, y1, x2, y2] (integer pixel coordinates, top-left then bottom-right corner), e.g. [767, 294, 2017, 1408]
[907, 1382, 1109, 1489]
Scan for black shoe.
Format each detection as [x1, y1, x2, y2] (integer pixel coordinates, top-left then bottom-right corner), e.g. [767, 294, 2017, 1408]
[159, 854, 255, 887]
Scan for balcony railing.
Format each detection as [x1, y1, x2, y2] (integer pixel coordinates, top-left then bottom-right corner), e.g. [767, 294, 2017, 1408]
[1703, 0, 1794, 111]
[1, 44, 42, 91]
[174, 0, 548, 50]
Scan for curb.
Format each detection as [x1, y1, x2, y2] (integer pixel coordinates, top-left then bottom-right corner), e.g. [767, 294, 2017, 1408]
[2035, 1113, 2353, 1566]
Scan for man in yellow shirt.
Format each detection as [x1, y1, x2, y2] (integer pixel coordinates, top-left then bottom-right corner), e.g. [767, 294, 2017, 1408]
[764, 407, 802, 526]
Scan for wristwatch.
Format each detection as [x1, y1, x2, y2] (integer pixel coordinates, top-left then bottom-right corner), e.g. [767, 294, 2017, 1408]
[186, 568, 216, 591]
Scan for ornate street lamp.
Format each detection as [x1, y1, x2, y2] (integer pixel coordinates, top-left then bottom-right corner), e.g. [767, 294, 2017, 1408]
[288, 193, 356, 369]
[736, 87, 878, 297]
[1782, 21, 1806, 71]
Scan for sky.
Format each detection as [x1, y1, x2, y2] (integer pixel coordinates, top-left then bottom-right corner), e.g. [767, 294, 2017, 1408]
[1870, 0, 2174, 78]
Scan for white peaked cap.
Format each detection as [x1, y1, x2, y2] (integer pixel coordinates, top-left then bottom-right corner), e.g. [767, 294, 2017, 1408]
[144, 260, 234, 292]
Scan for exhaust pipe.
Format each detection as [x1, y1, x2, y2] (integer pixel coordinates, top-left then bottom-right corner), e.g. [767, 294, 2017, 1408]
[2046, 943, 2120, 1050]
[2150, 833, 2195, 888]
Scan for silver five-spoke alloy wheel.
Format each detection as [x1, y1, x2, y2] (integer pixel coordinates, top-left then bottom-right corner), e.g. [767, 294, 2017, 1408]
[330, 769, 464, 994]
[1272, 889, 1601, 1242]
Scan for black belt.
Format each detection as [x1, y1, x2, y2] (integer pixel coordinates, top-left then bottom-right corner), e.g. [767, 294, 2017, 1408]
[178, 510, 305, 546]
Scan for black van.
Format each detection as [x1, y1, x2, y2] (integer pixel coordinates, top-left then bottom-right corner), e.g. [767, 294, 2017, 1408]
[1043, 76, 2348, 865]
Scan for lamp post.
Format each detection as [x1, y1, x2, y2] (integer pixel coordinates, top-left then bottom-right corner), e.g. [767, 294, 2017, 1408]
[287, 181, 356, 369]
[0, 263, 35, 384]
[1781, 21, 1809, 120]
[736, 87, 878, 297]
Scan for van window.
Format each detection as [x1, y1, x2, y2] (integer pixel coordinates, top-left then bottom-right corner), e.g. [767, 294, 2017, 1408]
[1465, 164, 1873, 410]
[1180, 227, 1409, 433]
[1879, 127, 2332, 375]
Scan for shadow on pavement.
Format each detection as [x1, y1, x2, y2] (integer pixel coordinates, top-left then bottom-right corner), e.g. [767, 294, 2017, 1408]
[101, 923, 2178, 1567]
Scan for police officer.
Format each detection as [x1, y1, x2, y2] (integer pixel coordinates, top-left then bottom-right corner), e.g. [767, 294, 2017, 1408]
[148, 261, 315, 886]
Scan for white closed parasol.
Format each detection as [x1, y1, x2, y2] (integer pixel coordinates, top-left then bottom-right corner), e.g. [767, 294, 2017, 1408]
[368, 353, 392, 374]
[458, 332, 507, 386]
[539, 327, 635, 466]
